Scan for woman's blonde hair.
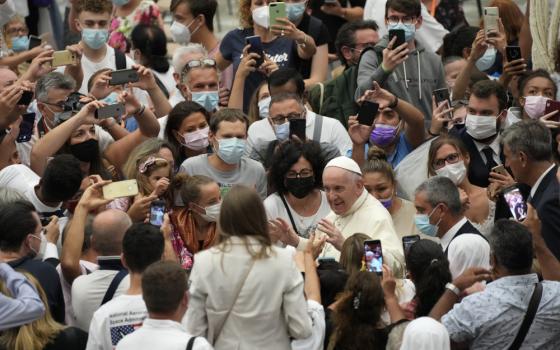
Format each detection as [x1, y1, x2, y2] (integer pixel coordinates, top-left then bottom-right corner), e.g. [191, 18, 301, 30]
[122, 138, 175, 180]
[239, 0, 253, 28]
[135, 155, 172, 196]
[339, 233, 370, 276]
[0, 273, 65, 350]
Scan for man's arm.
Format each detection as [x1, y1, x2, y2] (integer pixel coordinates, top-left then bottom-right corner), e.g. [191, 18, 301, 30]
[524, 204, 560, 281]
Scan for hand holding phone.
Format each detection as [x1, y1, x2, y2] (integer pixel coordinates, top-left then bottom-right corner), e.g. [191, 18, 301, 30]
[245, 35, 265, 67]
[433, 88, 452, 120]
[357, 101, 379, 126]
[149, 200, 166, 227]
[95, 103, 125, 120]
[289, 118, 306, 141]
[503, 186, 527, 221]
[483, 7, 499, 39]
[491, 165, 509, 177]
[388, 29, 406, 49]
[364, 239, 383, 275]
[109, 69, 140, 86]
[269, 2, 286, 30]
[544, 100, 560, 122]
[52, 50, 77, 67]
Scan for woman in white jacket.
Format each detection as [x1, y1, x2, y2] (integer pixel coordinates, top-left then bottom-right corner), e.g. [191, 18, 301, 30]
[185, 185, 312, 349]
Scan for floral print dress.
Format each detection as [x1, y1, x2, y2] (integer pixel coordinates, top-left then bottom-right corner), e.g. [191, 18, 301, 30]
[109, 0, 162, 53]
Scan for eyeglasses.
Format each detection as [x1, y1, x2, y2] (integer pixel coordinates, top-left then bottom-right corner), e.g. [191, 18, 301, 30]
[6, 27, 28, 36]
[286, 169, 314, 179]
[181, 58, 217, 78]
[434, 152, 460, 170]
[387, 16, 417, 25]
[270, 112, 305, 125]
[350, 43, 375, 52]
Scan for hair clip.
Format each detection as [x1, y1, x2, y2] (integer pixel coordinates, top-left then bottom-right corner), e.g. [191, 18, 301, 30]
[430, 258, 439, 265]
[353, 292, 361, 310]
[138, 156, 166, 174]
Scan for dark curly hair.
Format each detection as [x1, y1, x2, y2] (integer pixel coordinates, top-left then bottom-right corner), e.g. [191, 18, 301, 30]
[407, 239, 452, 317]
[268, 141, 325, 195]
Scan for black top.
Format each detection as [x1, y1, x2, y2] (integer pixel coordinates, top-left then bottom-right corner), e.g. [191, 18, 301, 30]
[44, 327, 88, 350]
[7, 256, 65, 323]
[295, 13, 331, 79]
[444, 220, 487, 255]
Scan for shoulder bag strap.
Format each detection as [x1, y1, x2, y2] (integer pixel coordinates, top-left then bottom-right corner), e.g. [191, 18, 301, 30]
[317, 82, 325, 114]
[279, 194, 299, 235]
[313, 114, 323, 142]
[100, 269, 128, 306]
[508, 282, 543, 350]
[212, 259, 256, 344]
[186, 336, 197, 350]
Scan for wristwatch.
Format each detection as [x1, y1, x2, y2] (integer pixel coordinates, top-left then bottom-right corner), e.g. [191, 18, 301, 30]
[445, 282, 461, 297]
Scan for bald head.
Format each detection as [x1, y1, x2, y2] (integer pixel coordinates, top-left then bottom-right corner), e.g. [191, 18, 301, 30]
[91, 209, 132, 256]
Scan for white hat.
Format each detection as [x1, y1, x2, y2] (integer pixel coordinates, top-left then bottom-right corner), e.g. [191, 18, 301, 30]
[325, 156, 362, 175]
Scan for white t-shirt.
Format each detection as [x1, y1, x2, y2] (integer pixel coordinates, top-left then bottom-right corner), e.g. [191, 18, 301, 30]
[363, 0, 448, 53]
[153, 68, 180, 101]
[291, 300, 325, 350]
[56, 260, 99, 327]
[264, 191, 331, 239]
[78, 45, 135, 94]
[71, 268, 131, 331]
[157, 115, 168, 139]
[245, 109, 351, 163]
[116, 318, 213, 350]
[169, 90, 185, 107]
[86, 294, 147, 350]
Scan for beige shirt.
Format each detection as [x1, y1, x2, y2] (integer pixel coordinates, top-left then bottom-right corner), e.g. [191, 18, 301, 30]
[392, 198, 421, 239]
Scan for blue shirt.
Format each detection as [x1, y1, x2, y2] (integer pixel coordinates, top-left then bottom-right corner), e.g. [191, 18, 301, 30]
[346, 133, 413, 169]
[442, 273, 560, 349]
[220, 28, 297, 112]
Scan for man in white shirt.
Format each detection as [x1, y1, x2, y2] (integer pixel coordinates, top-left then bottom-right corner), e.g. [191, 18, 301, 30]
[167, 44, 208, 109]
[116, 261, 213, 350]
[72, 209, 132, 331]
[86, 223, 165, 350]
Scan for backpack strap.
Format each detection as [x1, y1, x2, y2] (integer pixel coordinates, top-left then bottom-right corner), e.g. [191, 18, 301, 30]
[153, 74, 170, 99]
[312, 113, 323, 142]
[508, 282, 543, 350]
[100, 269, 128, 306]
[186, 336, 197, 350]
[114, 49, 127, 70]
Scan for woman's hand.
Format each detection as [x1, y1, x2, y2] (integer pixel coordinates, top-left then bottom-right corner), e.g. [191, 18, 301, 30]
[74, 100, 104, 125]
[430, 96, 453, 136]
[129, 64, 157, 91]
[305, 232, 327, 260]
[236, 45, 259, 79]
[260, 57, 279, 77]
[317, 218, 344, 251]
[488, 170, 515, 191]
[119, 90, 141, 118]
[269, 217, 300, 247]
[486, 18, 507, 55]
[151, 177, 170, 197]
[89, 71, 112, 99]
[43, 216, 60, 244]
[381, 264, 397, 298]
[127, 194, 157, 223]
[468, 30, 488, 63]
[540, 110, 560, 129]
[270, 17, 305, 42]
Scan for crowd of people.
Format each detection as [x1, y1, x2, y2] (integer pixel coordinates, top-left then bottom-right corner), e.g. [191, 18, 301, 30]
[1, 0, 560, 349]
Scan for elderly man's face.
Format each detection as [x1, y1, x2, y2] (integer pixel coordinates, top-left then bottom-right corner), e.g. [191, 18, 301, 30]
[323, 167, 363, 215]
[0, 68, 18, 92]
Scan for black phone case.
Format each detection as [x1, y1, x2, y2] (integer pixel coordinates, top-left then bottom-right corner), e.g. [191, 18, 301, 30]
[506, 46, 522, 61]
[17, 91, 34, 106]
[16, 113, 35, 143]
[109, 70, 139, 85]
[289, 119, 306, 140]
[388, 29, 405, 48]
[357, 101, 379, 126]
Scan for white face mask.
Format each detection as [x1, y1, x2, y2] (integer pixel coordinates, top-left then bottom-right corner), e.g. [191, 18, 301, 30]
[194, 202, 221, 222]
[252, 5, 270, 29]
[258, 96, 271, 119]
[465, 113, 498, 140]
[170, 18, 200, 45]
[435, 160, 467, 185]
[30, 233, 47, 260]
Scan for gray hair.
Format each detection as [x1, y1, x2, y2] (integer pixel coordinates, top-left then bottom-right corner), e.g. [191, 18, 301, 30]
[35, 72, 76, 102]
[172, 43, 208, 74]
[269, 93, 306, 114]
[0, 187, 25, 205]
[501, 119, 552, 162]
[415, 176, 462, 215]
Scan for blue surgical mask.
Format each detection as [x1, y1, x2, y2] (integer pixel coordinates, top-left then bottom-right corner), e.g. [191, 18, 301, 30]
[258, 96, 271, 118]
[191, 91, 219, 112]
[414, 206, 441, 237]
[387, 22, 416, 42]
[286, 2, 306, 22]
[274, 121, 290, 141]
[81, 28, 109, 50]
[11, 36, 29, 52]
[216, 137, 246, 164]
[112, 0, 130, 5]
[475, 47, 497, 72]
[101, 91, 119, 105]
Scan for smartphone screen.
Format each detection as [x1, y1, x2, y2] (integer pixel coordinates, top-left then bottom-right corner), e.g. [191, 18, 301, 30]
[388, 29, 405, 48]
[289, 118, 306, 141]
[364, 240, 383, 275]
[402, 235, 420, 258]
[505, 46, 522, 62]
[149, 200, 165, 227]
[503, 186, 527, 221]
[357, 101, 379, 126]
[245, 35, 265, 67]
[17, 113, 35, 143]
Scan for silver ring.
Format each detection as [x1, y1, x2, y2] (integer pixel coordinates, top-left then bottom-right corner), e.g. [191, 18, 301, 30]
[281, 30, 285, 36]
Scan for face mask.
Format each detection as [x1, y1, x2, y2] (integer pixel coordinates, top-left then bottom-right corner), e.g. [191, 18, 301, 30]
[435, 160, 467, 185]
[252, 5, 270, 29]
[182, 126, 209, 151]
[216, 137, 246, 164]
[170, 19, 199, 45]
[379, 196, 393, 209]
[274, 121, 290, 141]
[101, 91, 119, 105]
[112, 0, 130, 5]
[285, 176, 315, 199]
[387, 22, 416, 42]
[81, 28, 109, 50]
[11, 36, 29, 52]
[523, 95, 549, 119]
[475, 47, 497, 72]
[29, 234, 47, 260]
[69, 139, 99, 162]
[258, 96, 271, 119]
[370, 124, 398, 147]
[191, 91, 219, 112]
[465, 114, 498, 140]
[194, 202, 221, 222]
[286, 2, 306, 22]
[414, 206, 441, 237]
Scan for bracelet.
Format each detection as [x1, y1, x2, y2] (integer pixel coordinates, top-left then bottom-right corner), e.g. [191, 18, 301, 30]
[428, 128, 440, 137]
[380, 62, 392, 74]
[388, 95, 399, 109]
[297, 34, 308, 48]
[445, 282, 461, 297]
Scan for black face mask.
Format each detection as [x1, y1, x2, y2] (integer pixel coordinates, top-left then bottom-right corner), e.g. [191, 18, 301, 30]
[69, 139, 99, 162]
[285, 176, 315, 199]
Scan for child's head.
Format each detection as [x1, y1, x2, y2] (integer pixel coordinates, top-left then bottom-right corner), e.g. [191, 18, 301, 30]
[136, 156, 172, 195]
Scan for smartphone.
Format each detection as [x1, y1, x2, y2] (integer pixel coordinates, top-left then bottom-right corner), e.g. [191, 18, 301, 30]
[52, 50, 77, 67]
[16, 113, 35, 143]
[17, 90, 34, 106]
[433, 88, 452, 121]
[95, 103, 125, 120]
[544, 100, 560, 121]
[364, 240, 383, 275]
[289, 118, 306, 141]
[149, 200, 166, 227]
[245, 35, 265, 67]
[502, 186, 527, 221]
[269, 2, 286, 30]
[102, 180, 139, 200]
[28, 35, 42, 50]
[402, 235, 420, 258]
[109, 69, 139, 86]
[388, 29, 406, 48]
[483, 7, 499, 38]
[491, 164, 509, 177]
[357, 101, 379, 126]
[505, 46, 522, 62]
[40, 217, 51, 226]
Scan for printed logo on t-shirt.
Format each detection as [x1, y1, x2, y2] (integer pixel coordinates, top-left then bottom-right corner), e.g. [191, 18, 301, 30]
[218, 183, 234, 198]
[110, 322, 142, 346]
[239, 52, 289, 65]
